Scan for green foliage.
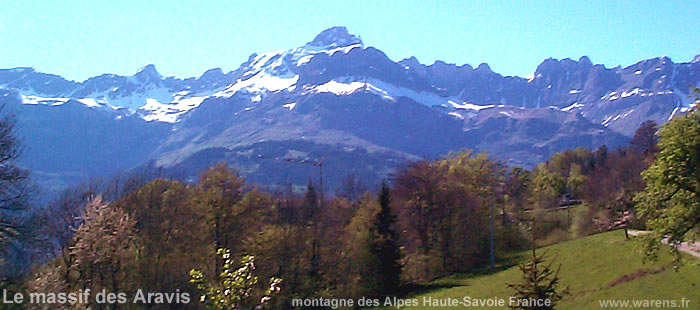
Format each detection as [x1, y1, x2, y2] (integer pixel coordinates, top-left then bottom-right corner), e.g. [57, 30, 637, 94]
[565, 163, 586, 198]
[17, 111, 671, 307]
[339, 184, 401, 297]
[504, 166, 531, 215]
[190, 249, 282, 310]
[571, 202, 594, 238]
[547, 147, 595, 177]
[195, 163, 248, 256]
[506, 248, 569, 310]
[529, 164, 564, 211]
[394, 150, 506, 281]
[635, 108, 700, 264]
[527, 165, 566, 240]
[340, 196, 382, 298]
[114, 179, 208, 295]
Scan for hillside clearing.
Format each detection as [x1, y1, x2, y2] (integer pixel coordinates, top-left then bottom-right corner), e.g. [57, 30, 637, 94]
[377, 230, 700, 309]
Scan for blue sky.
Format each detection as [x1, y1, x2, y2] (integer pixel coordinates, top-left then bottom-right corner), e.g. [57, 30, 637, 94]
[1, 0, 698, 82]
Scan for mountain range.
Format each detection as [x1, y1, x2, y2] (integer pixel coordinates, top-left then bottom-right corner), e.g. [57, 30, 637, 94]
[0, 26, 698, 196]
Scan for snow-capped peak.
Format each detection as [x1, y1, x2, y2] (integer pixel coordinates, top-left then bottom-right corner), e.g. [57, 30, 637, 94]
[134, 64, 162, 83]
[306, 26, 362, 48]
[213, 27, 364, 99]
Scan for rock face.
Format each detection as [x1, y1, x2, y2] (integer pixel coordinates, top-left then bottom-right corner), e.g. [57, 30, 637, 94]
[0, 26, 698, 195]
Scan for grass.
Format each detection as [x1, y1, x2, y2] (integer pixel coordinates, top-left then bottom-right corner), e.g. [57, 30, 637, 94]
[375, 230, 700, 309]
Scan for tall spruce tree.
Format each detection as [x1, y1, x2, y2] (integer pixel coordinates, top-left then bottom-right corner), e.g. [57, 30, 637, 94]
[507, 218, 568, 310]
[301, 180, 319, 222]
[302, 181, 322, 293]
[506, 248, 568, 310]
[372, 182, 402, 295]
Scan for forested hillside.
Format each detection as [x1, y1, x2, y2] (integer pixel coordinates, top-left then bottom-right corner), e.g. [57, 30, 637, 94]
[3, 106, 694, 309]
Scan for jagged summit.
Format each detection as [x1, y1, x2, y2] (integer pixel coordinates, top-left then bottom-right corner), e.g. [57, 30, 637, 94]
[134, 64, 162, 83]
[579, 56, 592, 66]
[307, 26, 362, 47]
[0, 36, 697, 207]
[135, 64, 160, 77]
[200, 67, 225, 79]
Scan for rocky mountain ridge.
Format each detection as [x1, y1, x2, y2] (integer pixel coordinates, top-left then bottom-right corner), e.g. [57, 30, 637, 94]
[0, 26, 698, 195]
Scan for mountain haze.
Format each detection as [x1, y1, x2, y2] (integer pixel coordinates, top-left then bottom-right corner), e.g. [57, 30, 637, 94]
[1, 27, 698, 195]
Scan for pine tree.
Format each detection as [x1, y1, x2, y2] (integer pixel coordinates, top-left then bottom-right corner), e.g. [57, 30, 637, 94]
[507, 247, 568, 310]
[372, 182, 402, 295]
[302, 181, 321, 293]
[507, 218, 568, 310]
[301, 180, 319, 222]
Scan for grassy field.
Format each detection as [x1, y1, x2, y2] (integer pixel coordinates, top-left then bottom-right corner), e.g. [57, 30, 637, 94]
[378, 230, 700, 309]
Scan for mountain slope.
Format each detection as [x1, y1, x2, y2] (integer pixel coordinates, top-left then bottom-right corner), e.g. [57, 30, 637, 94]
[0, 26, 697, 194]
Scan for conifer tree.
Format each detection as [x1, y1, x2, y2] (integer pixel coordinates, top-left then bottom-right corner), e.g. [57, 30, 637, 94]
[507, 248, 568, 310]
[302, 181, 321, 293]
[372, 182, 402, 295]
[507, 219, 568, 310]
[301, 180, 319, 221]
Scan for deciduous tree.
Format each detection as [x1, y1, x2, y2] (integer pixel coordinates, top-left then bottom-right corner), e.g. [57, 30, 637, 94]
[0, 109, 30, 271]
[635, 107, 700, 264]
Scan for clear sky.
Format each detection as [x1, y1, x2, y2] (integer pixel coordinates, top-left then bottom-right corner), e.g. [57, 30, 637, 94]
[1, 0, 698, 82]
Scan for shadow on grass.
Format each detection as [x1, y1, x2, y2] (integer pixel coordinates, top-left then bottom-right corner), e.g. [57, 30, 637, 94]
[394, 253, 526, 298]
[396, 282, 465, 297]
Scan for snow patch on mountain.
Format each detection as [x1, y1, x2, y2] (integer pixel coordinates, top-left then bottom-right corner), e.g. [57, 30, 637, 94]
[139, 95, 209, 122]
[77, 98, 100, 107]
[21, 95, 70, 106]
[214, 72, 298, 98]
[307, 76, 495, 111]
[448, 100, 494, 111]
[621, 88, 640, 98]
[4, 28, 368, 123]
[314, 80, 365, 95]
[561, 102, 584, 112]
[216, 30, 364, 101]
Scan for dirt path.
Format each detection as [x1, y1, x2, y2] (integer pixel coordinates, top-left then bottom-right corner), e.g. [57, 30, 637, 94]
[628, 230, 700, 258]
